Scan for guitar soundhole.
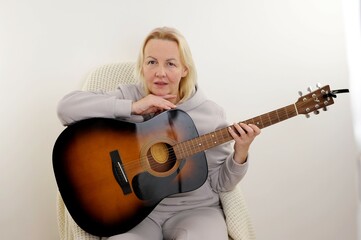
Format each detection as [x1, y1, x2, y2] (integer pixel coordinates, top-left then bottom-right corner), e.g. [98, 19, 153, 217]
[147, 143, 176, 173]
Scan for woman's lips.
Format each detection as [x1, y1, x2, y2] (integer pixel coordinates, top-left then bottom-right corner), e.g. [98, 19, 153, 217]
[154, 81, 167, 86]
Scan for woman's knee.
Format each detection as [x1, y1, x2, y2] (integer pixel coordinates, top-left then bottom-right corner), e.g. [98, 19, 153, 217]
[162, 207, 228, 240]
[107, 217, 162, 240]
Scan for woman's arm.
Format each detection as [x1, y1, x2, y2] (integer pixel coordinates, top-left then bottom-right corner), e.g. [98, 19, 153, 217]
[57, 89, 133, 126]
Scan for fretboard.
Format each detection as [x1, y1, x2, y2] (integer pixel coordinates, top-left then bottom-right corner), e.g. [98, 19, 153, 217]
[173, 104, 298, 159]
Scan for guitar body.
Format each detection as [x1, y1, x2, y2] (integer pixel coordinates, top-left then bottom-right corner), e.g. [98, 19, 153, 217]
[53, 109, 208, 236]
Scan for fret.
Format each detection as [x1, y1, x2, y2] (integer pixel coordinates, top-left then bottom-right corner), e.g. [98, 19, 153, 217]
[277, 107, 287, 122]
[267, 112, 272, 126]
[275, 109, 280, 122]
[268, 110, 278, 125]
[260, 113, 272, 128]
[285, 105, 297, 119]
[281, 108, 288, 121]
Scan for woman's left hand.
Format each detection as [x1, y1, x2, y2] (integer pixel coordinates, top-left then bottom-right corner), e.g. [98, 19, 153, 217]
[228, 123, 261, 164]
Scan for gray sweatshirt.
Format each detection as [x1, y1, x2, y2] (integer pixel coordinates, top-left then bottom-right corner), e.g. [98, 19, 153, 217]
[57, 83, 248, 215]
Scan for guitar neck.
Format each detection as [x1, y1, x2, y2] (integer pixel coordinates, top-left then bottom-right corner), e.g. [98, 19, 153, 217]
[174, 104, 298, 159]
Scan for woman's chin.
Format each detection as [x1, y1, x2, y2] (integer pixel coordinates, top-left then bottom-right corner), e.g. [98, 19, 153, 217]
[152, 90, 170, 96]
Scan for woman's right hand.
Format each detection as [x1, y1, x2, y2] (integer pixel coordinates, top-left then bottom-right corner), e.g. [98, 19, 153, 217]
[131, 94, 177, 115]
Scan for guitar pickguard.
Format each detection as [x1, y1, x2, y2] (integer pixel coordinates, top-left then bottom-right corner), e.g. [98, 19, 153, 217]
[132, 159, 186, 201]
[132, 151, 208, 202]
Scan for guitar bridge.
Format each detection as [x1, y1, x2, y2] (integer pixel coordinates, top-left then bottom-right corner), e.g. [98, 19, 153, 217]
[110, 150, 132, 195]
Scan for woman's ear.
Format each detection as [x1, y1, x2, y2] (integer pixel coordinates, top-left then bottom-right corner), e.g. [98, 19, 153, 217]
[182, 67, 188, 78]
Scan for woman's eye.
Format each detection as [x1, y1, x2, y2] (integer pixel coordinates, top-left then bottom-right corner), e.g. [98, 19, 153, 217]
[167, 62, 176, 67]
[147, 60, 156, 65]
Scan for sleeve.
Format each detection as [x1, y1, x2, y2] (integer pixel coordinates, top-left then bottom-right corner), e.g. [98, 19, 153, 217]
[207, 142, 249, 193]
[57, 86, 136, 126]
[205, 106, 249, 193]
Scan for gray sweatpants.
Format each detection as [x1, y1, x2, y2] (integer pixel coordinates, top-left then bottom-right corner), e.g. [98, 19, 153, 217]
[107, 207, 228, 240]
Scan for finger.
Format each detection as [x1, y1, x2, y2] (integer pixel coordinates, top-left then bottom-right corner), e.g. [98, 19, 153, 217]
[238, 123, 255, 134]
[152, 95, 177, 108]
[233, 123, 246, 136]
[247, 124, 261, 135]
[231, 123, 250, 141]
[160, 94, 177, 100]
[234, 123, 256, 138]
[157, 99, 177, 109]
[228, 126, 241, 139]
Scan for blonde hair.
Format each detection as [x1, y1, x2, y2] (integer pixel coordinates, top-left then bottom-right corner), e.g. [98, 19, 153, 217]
[135, 27, 197, 103]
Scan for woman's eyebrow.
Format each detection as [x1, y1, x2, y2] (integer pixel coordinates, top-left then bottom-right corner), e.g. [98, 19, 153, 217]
[145, 56, 178, 62]
[166, 58, 177, 62]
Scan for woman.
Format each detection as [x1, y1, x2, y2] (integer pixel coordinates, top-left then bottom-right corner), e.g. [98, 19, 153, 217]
[57, 27, 260, 240]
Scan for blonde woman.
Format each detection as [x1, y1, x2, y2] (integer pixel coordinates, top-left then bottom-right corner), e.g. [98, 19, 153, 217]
[57, 27, 260, 240]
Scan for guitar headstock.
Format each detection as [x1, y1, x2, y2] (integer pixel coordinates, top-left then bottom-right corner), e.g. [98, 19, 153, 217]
[295, 85, 334, 117]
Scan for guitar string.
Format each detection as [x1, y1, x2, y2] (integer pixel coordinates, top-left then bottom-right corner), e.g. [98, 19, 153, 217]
[113, 110, 296, 172]
[119, 109, 294, 171]
[115, 121, 236, 172]
[119, 100, 323, 172]
[114, 127, 230, 172]
[115, 95, 318, 171]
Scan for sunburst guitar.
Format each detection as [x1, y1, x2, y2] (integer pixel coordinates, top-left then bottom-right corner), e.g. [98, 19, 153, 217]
[52, 85, 347, 236]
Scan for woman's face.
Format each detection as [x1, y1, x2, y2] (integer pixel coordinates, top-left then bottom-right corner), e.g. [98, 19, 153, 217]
[142, 39, 188, 102]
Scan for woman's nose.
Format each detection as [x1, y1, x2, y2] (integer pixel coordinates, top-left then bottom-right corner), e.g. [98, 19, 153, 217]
[155, 66, 166, 77]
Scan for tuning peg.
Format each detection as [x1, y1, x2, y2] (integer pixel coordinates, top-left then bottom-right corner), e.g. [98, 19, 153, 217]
[305, 114, 310, 118]
[314, 110, 320, 115]
[323, 107, 327, 111]
[307, 86, 313, 92]
[316, 83, 322, 89]
[298, 91, 303, 96]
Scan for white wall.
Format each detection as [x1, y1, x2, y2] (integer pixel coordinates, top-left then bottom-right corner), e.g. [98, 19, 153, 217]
[342, 0, 361, 239]
[0, 0, 358, 239]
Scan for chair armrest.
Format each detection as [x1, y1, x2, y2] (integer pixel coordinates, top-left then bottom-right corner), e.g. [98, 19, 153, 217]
[220, 186, 256, 240]
[56, 192, 100, 240]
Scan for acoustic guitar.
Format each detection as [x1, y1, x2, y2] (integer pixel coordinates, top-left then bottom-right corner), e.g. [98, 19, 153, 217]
[52, 85, 346, 236]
